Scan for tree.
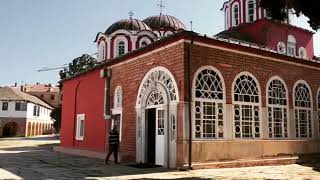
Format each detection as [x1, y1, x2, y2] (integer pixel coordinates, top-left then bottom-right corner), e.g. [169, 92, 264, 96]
[50, 106, 62, 133]
[259, 0, 320, 31]
[58, 54, 97, 90]
[53, 54, 97, 133]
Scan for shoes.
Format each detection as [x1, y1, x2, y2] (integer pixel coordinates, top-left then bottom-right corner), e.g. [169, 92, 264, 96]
[104, 160, 108, 165]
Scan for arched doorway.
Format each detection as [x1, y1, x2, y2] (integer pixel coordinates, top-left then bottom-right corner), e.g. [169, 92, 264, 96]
[135, 67, 179, 168]
[2, 122, 19, 137]
[27, 123, 32, 136]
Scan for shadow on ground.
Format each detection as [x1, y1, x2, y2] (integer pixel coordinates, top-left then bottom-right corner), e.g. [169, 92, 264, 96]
[0, 136, 195, 180]
[297, 154, 320, 172]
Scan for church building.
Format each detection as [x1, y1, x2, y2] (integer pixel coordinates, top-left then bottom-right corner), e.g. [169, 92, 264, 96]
[57, 0, 320, 168]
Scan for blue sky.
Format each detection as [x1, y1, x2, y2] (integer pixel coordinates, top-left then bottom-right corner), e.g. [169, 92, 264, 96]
[0, 0, 318, 86]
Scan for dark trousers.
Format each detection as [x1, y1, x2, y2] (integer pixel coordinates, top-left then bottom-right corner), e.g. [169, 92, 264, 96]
[105, 144, 119, 163]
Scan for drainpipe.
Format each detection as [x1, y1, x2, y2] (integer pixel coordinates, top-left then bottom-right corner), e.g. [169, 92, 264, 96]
[187, 32, 194, 169]
[73, 80, 81, 147]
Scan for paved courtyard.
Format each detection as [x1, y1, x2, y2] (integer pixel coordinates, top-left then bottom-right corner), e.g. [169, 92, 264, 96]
[0, 136, 320, 179]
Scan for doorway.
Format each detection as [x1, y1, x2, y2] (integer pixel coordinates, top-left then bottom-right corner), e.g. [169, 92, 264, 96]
[2, 122, 18, 137]
[146, 108, 156, 164]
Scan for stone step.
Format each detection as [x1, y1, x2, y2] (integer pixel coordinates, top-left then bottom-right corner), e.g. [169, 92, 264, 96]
[188, 156, 299, 169]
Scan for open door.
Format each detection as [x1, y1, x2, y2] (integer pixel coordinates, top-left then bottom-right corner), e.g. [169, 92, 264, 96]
[155, 108, 165, 166]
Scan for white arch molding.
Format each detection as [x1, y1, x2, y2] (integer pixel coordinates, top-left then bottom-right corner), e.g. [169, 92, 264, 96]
[135, 66, 179, 168]
[293, 80, 313, 138]
[98, 41, 106, 62]
[192, 66, 226, 140]
[113, 36, 129, 57]
[232, 71, 262, 139]
[266, 76, 289, 138]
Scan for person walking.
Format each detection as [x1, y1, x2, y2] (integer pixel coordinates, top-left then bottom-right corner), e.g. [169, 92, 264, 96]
[105, 125, 120, 164]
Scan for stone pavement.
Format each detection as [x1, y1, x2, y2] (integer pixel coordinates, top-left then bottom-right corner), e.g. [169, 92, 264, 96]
[0, 136, 320, 179]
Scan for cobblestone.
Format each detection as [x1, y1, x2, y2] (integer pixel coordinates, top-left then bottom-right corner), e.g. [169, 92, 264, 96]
[0, 136, 320, 179]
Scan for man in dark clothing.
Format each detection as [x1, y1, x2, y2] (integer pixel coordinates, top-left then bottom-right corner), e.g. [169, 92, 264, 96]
[105, 125, 120, 164]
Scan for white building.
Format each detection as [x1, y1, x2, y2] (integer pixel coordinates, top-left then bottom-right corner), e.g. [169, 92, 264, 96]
[0, 87, 53, 137]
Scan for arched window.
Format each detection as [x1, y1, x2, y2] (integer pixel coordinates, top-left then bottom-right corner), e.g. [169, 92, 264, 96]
[114, 86, 122, 109]
[98, 41, 106, 61]
[117, 41, 125, 57]
[225, 7, 230, 29]
[287, 35, 296, 57]
[141, 41, 148, 47]
[193, 68, 225, 139]
[267, 78, 288, 138]
[233, 73, 260, 138]
[247, 0, 256, 23]
[232, 3, 240, 26]
[298, 47, 307, 59]
[294, 81, 312, 138]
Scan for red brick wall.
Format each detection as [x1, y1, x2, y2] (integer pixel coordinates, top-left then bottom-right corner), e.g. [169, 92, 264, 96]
[189, 43, 320, 109]
[110, 42, 186, 160]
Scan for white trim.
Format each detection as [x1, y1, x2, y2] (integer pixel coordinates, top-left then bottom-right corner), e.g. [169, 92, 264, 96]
[164, 31, 174, 37]
[192, 66, 226, 140]
[108, 39, 185, 69]
[75, 114, 85, 140]
[98, 41, 106, 62]
[108, 29, 132, 37]
[232, 71, 262, 139]
[114, 86, 123, 109]
[191, 41, 320, 71]
[293, 80, 313, 138]
[240, 0, 244, 23]
[266, 76, 290, 138]
[139, 37, 152, 48]
[135, 66, 180, 107]
[246, 0, 257, 23]
[225, 6, 230, 29]
[114, 36, 129, 57]
[232, 2, 240, 27]
[298, 47, 307, 59]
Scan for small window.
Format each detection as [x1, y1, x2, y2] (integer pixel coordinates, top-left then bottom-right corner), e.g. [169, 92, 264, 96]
[141, 41, 148, 47]
[117, 41, 125, 57]
[233, 4, 239, 26]
[33, 105, 37, 116]
[98, 41, 106, 61]
[76, 114, 85, 140]
[51, 94, 55, 100]
[247, 0, 255, 22]
[20, 103, 27, 111]
[299, 47, 307, 59]
[287, 35, 296, 57]
[2, 102, 8, 111]
[37, 106, 40, 116]
[15, 102, 21, 111]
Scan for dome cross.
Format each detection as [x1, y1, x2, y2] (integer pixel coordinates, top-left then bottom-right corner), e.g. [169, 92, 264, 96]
[128, 10, 134, 19]
[157, 0, 165, 15]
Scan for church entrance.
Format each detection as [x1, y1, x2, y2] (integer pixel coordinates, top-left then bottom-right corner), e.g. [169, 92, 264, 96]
[146, 107, 166, 166]
[135, 67, 179, 168]
[146, 108, 156, 164]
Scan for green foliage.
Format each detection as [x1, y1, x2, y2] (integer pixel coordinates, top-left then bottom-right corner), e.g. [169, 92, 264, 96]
[58, 54, 97, 90]
[50, 106, 62, 133]
[59, 54, 97, 80]
[259, 0, 320, 31]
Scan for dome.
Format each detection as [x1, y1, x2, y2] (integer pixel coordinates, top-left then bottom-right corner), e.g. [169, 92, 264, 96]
[143, 14, 186, 30]
[105, 18, 152, 35]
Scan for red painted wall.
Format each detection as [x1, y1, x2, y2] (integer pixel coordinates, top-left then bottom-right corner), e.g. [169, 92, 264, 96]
[236, 19, 314, 58]
[60, 68, 107, 152]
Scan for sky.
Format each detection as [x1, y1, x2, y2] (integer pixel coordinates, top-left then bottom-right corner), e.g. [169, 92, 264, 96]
[0, 0, 319, 86]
